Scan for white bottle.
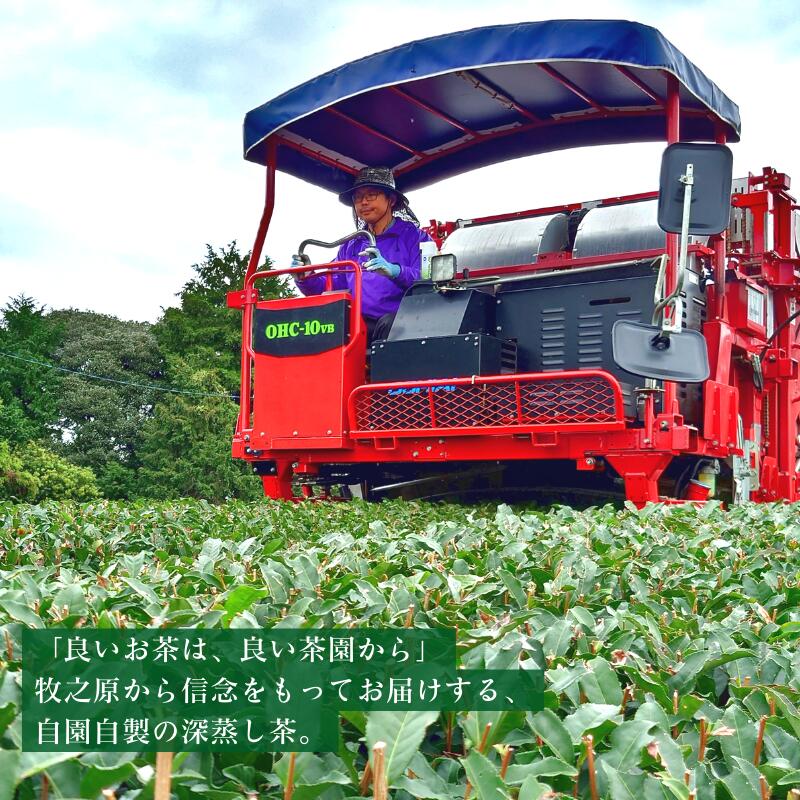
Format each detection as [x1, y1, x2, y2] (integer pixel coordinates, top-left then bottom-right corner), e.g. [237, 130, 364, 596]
[420, 241, 439, 280]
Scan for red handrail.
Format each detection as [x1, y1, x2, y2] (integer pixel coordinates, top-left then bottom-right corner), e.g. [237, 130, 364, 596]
[348, 369, 626, 437]
[237, 261, 364, 432]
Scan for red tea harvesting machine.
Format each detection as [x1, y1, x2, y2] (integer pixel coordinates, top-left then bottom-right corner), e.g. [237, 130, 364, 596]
[229, 20, 800, 506]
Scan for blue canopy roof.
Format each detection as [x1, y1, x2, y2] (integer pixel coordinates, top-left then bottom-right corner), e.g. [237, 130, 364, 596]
[244, 19, 740, 195]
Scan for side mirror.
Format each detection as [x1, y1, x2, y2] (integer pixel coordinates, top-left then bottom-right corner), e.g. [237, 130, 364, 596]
[612, 320, 709, 383]
[615, 142, 732, 383]
[657, 142, 733, 235]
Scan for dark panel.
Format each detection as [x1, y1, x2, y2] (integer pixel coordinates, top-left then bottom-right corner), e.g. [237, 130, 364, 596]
[494, 263, 706, 420]
[388, 286, 496, 341]
[370, 334, 513, 382]
[253, 301, 349, 356]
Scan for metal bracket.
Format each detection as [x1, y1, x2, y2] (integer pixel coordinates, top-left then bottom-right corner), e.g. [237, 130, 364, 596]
[750, 353, 764, 392]
[652, 163, 694, 335]
[733, 415, 760, 503]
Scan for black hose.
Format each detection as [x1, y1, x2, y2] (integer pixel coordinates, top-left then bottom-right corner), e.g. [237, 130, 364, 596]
[762, 306, 800, 355]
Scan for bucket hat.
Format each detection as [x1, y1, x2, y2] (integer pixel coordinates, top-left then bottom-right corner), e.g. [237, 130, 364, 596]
[338, 167, 410, 207]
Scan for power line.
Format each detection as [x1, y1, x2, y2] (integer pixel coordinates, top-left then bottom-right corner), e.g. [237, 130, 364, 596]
[0, 350, 236, 399]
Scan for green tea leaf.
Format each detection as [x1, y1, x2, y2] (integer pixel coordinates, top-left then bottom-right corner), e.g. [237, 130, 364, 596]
[79, 758, 137, 797]
[518, 775, 550, 800]
[777, 769, 800, 785]
[601, 764, 646, 799]
[504, 757, 576, 783]
[18, 750, 83, 780]
[0, 599, 43, 628]
[222, 585, 269, 618]
[498, 570, 527, 608]
[0, 749, 20, 800]
[604, 720, 657, 771]
[580, 656, 623, 706]
[119, 576, 160, 606]
[563, 703, 621, 743]
[273, 752, 350, 800]
[541, 619, 573, 658]
[718, 705, 756, 766]
[52, 584, 88, 617]
[461, 750, 507, 800]
[720, 756, 761, 800]
[366, 710, 439, 785]
[528, 709, 573, 762]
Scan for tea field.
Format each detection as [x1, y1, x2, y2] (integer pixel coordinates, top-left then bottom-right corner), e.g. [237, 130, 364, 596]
[1, 498, 800, 800]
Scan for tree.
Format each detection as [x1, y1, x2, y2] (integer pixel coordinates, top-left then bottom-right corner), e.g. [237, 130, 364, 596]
[0, 435, 99, 503]
[47, 310, 163, 499]
[0, 439, 39, 500]
[155, 241, 292, 386]
[136, 242, 289, 500]
[0, 295, 64, 446]
[136, 359, 261, 501]
[16, 442, 99, 502]
[0, 297, 101, 503]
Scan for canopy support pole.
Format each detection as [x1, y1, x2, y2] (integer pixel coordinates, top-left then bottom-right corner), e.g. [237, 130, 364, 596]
[245, 138, 276, 282]
[714, 123, 728, 318]
[238, 138, 277, 434]
[664, 73, 680, 416]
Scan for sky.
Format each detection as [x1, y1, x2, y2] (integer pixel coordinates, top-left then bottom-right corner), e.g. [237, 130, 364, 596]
[1, 0, 798, 323]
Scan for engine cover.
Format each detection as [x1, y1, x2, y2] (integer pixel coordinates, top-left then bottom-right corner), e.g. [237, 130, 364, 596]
[369, 334, 516, 382]
[387, 285, 496, 340]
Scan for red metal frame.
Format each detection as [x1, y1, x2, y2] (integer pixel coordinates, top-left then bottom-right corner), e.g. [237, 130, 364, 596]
[233, 67, 800, 507]
[447, 245, 714, 281]
[394, 106, 714, 180]
[663, 74, 681, 417]
[536, 63, 607, 112]
[325, 108, 425, 159]
[456, 70, 543, 123]
[245, 261, 364, 346]
[387, 86, 479, 138]
[447, 189, 661, 229]
[249, 289, 365, 450]
[274, 135, 361, 176]
[613, 66, 665, 106]
[235, 138, 277, 433]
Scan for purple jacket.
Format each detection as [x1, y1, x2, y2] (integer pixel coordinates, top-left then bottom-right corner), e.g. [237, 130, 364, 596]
[294, 218, 432, 319]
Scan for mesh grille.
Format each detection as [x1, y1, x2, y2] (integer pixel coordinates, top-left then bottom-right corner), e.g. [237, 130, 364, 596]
[435, 383, 518, 428]
[353, 374, 619, 433]
[357, 388, 433, 431]
[520, 377, 616, 424]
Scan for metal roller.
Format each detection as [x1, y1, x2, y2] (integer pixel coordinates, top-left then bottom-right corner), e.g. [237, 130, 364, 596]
[573, 198, 709, 258]
[442, 213, 568, 269]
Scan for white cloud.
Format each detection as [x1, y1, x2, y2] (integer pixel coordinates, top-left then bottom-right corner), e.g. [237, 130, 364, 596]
[1, 0, 798, 321]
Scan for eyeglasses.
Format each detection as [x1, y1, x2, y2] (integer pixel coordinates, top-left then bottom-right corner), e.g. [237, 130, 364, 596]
[353, 190, 382, 203]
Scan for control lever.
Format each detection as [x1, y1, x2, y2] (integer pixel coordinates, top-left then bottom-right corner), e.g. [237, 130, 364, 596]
[296, 230, 376, 262]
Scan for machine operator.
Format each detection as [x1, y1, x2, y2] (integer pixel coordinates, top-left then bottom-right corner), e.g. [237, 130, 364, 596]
[292, 167, 431, 342]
